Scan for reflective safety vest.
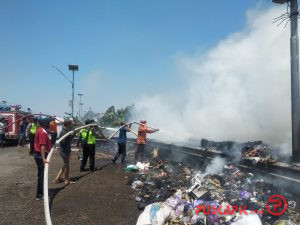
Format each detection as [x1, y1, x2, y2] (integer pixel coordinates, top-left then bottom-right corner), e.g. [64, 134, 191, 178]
[80, 129, 88, 140]
[30, 123, 37, 134]
[87, 130, 96, 144]
[80, 129, 95, 144]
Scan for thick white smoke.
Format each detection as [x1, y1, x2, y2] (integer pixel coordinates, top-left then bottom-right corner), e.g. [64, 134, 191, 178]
[204, 157, 226, 176]
[133, 7, 292, 154]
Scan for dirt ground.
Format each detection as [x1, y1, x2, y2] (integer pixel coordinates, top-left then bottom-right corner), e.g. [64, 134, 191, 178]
[0, 146, 140, 225]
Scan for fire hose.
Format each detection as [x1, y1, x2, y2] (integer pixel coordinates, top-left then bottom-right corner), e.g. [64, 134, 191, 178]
[43, 122, 159, 225]
[108, 121, 158, 139]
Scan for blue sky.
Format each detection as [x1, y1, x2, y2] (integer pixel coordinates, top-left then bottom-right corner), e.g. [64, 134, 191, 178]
[0, 0, 273, 116]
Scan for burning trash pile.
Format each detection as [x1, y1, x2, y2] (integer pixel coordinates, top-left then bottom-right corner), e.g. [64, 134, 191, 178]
[241, 145, 275, 165]
[125, 160, 299, 225]
[201, 139, 275, 166]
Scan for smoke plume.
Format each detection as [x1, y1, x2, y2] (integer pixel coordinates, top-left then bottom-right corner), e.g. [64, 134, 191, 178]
[133, 7, 292, 155]
[204, 157, 226, 176]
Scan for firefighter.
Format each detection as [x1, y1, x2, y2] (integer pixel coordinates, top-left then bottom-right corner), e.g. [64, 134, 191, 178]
[33, 117, 51, 200]
[26, 117, 38, 155]
[112, 122, 131, 164]
[134, 120, 159, 163]
[77, 119, 96, 171]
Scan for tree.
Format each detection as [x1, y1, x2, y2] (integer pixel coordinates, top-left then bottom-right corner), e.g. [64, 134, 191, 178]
[98, 105, 134, 127]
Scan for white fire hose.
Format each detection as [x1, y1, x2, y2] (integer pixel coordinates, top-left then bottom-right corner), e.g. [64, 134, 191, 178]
[43, 123, 99, 225]
[108, 121, 158, 139]
[43, 122, 158, 225]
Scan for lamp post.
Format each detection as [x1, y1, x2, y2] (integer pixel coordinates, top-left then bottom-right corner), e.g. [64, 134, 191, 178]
[273, 0, 300, 161]
[52, 65, 79, 118]
[78, 93, 83, 121]
[68, 64, 79, 118]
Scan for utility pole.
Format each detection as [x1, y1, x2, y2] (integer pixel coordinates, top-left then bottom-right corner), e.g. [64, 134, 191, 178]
[52, 65, 79, 118]
[273, 0, 300, 161]
[78, 93, 83, 121]
[68, 65, 78, 118]
[290, 0, 300, 161]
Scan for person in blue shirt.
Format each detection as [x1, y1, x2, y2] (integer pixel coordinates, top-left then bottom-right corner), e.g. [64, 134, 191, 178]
[112, 122, 130, 164]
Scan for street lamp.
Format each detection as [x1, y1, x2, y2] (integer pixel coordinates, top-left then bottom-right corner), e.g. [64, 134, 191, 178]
[272, 0, 300, 161]
[52, 65, 79, 118]
[68, 64, 79, 118]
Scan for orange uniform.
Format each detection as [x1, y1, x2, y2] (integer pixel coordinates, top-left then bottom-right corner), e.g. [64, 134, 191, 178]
[137, 124, 155, 144]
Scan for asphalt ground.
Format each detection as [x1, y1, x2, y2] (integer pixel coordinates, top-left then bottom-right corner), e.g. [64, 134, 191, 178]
[0, 146, 140, 225]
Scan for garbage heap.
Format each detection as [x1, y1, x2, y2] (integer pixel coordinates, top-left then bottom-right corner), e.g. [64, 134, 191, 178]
[241, 145, 275, 165]
[201, 139, 274, 165]
[126, 160, 299, 225]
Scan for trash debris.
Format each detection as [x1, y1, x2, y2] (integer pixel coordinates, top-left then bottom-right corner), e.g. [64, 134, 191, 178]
[125, 165, 139, 172]
[239, 190, 252, 199]
[135, 196, 142, 202]
[136, 202, 175, 225]
[231, 211, 262, 225]
[152, 148, 159, 158]
[273, 220, 297, 225]
[131, 159, 299, 225]
[136, 162, 150, 173]
[132, 181, 144, 189]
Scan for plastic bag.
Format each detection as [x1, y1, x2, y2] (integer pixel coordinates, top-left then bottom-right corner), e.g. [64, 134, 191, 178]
[136, 202, 175, 225]
[126, 165, 139, 172]
[132, 181, 144, 189]
[231, 211, 262, 225]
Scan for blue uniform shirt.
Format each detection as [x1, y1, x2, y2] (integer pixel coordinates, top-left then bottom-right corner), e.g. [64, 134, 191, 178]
[118, 127, 128, 144]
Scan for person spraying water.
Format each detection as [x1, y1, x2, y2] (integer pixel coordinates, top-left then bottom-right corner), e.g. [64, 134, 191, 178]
[135, 120, 159, 163]
[112, 122, 131, 164]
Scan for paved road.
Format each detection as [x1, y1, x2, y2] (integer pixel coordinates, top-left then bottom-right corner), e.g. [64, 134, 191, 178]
[0, 146, 140, 225]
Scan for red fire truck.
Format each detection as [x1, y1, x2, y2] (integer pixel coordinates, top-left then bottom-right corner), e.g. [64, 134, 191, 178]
[0, 108, 31, 143]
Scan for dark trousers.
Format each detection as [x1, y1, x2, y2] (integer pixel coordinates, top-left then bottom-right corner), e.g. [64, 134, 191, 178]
[80, 144, 95, 170]
[0, 134, 4, 148]
[34, 157, 44, 197]
[18, 133, 26, 146]
[113, 143, 126, 163]
[29, 134, 35, 155]
[134, 144, 146, 162]
[51, 132, 57, 145]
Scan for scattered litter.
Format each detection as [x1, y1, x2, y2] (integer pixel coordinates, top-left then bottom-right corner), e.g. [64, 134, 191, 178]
[136, 202, 175, 225]
[273, 220, 297, 225]
[130, 159, 299, 225]
[132, 181, 144, 189]
[126, 165, 139, 172]
[231, 211, 262, 225]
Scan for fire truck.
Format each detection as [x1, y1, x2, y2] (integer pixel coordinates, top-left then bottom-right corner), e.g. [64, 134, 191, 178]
[0, 105, 31, 143]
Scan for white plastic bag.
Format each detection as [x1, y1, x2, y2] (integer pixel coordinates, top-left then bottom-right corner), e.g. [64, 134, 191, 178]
[231, 211, 262, 225]
[136, 202, 175, 225]
[132, 181, 144, 189]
